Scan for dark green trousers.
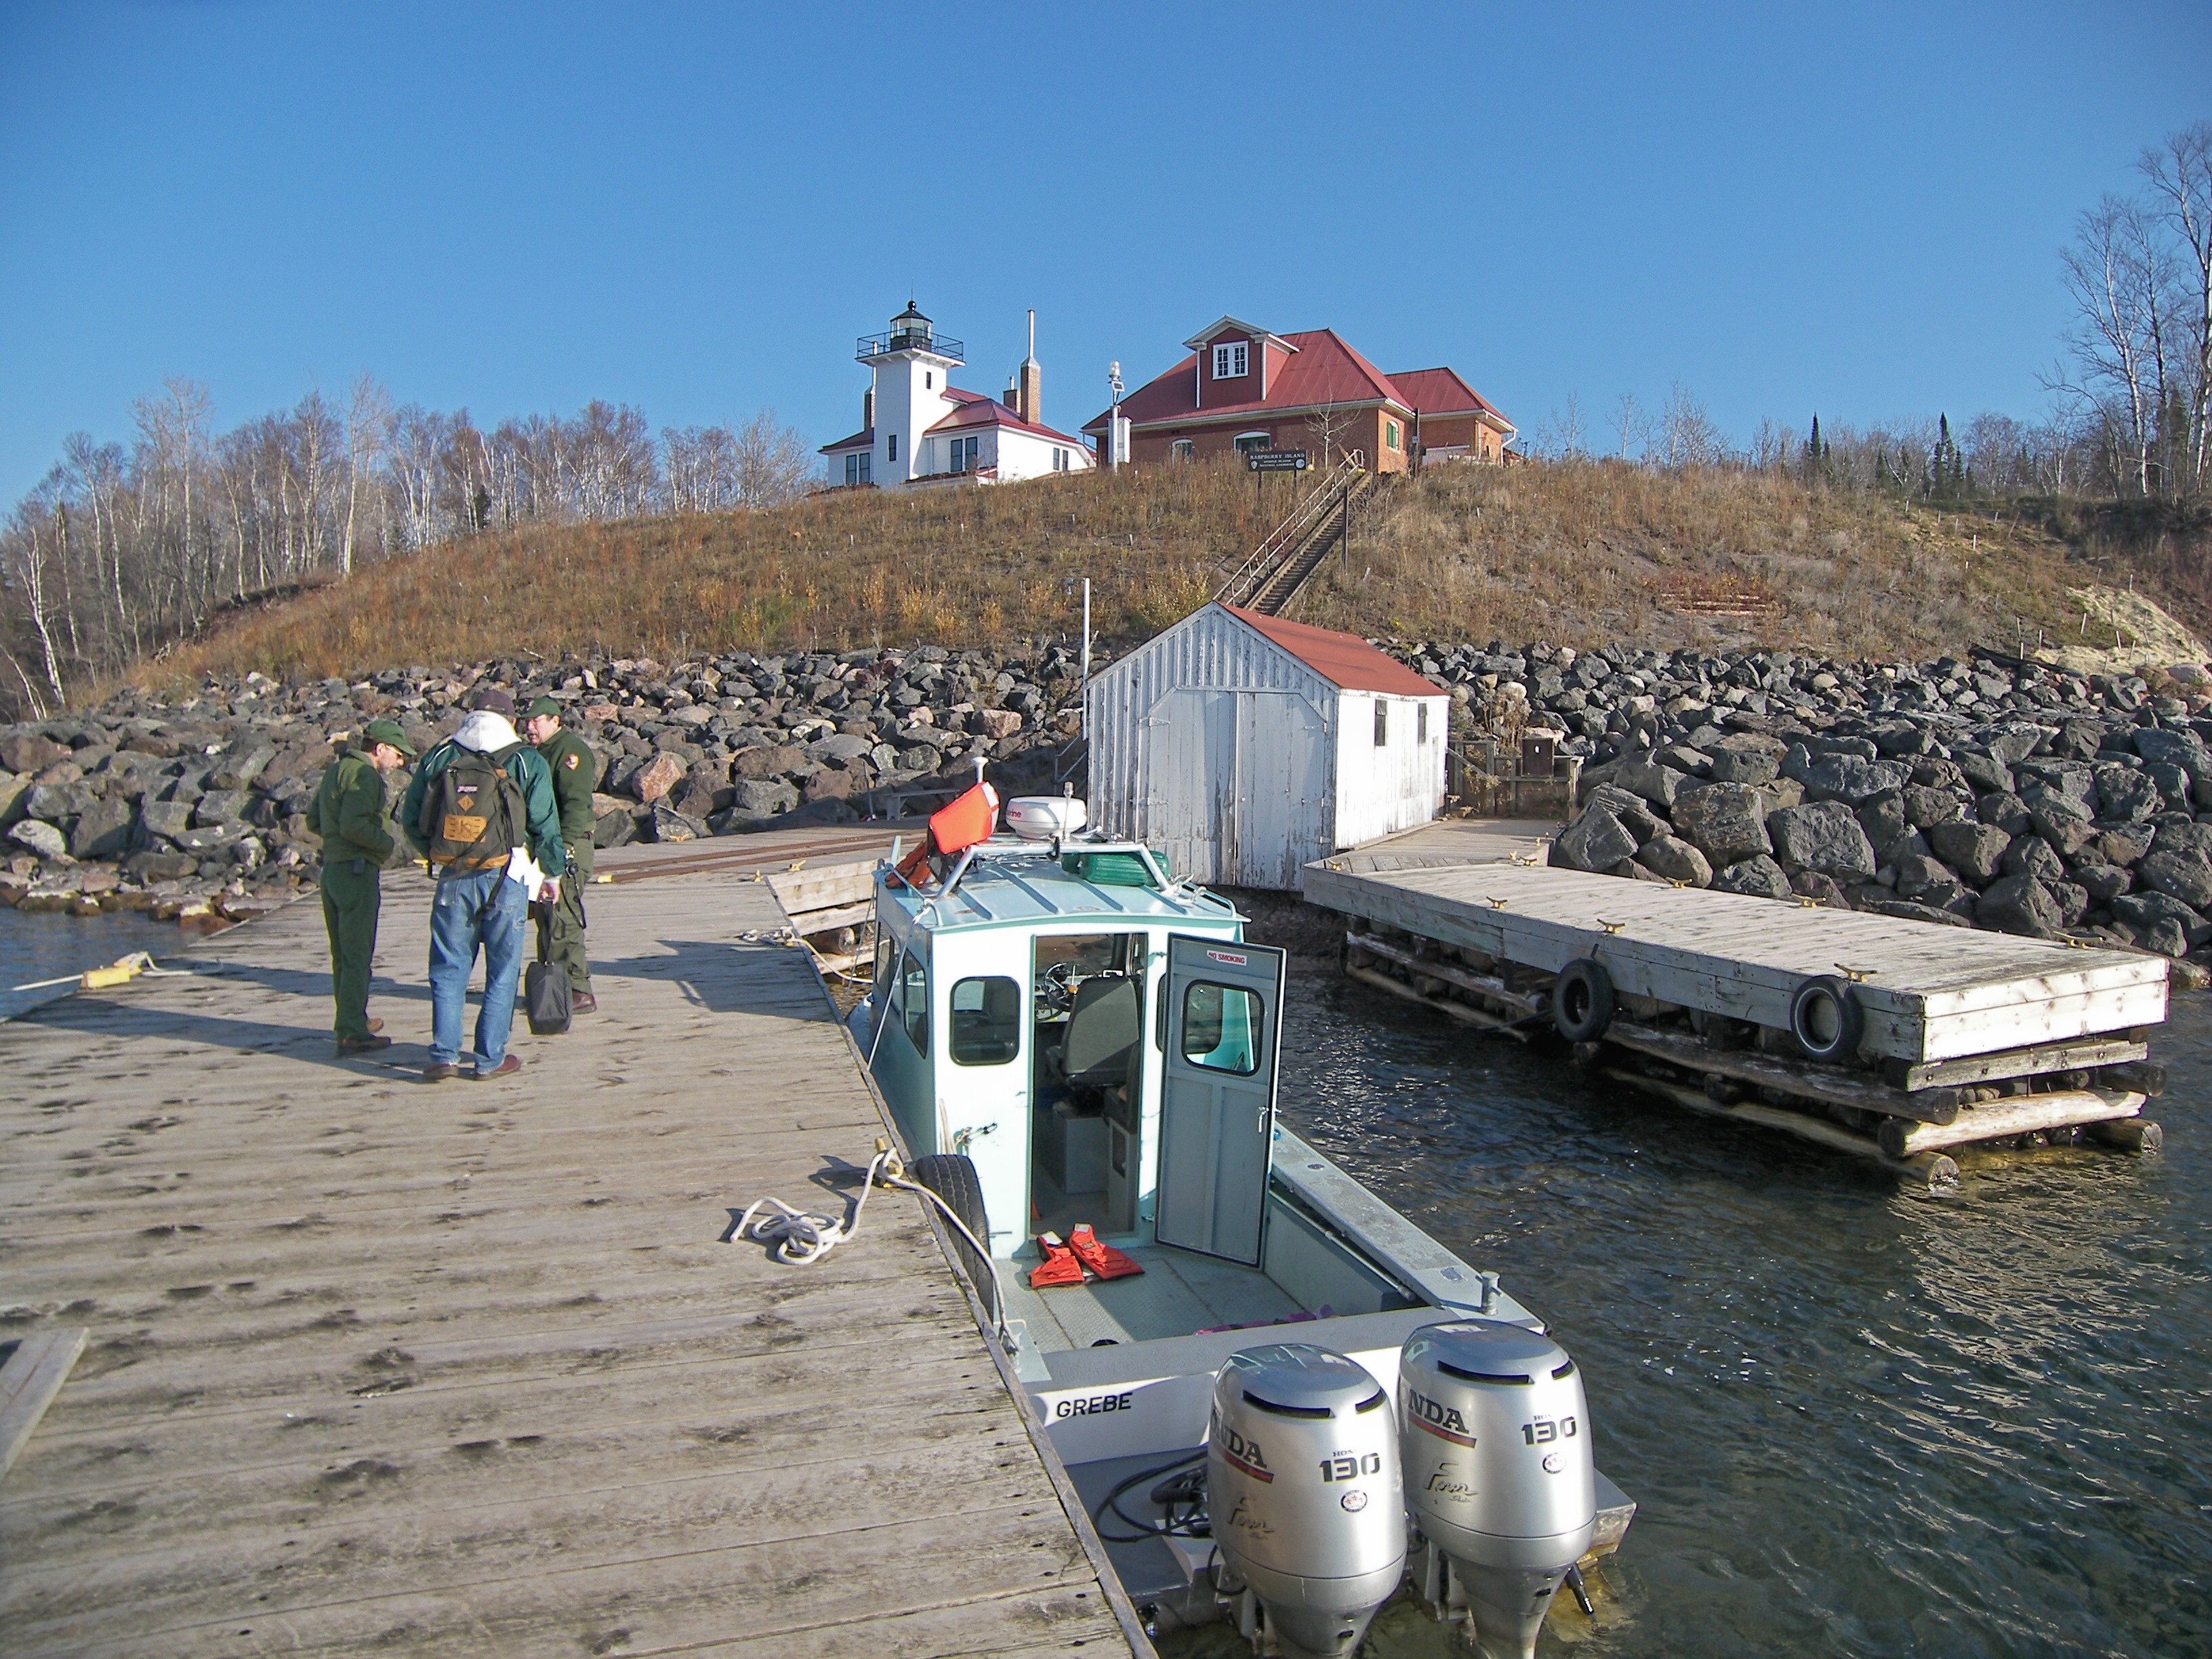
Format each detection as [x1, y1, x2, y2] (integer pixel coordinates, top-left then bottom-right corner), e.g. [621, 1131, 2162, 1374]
[321, 858, 382, 1041]
[536, 842, 593, 995]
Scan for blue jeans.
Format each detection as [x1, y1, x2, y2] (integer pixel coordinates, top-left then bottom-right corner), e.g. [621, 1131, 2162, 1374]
[428, 869, 530, 1069]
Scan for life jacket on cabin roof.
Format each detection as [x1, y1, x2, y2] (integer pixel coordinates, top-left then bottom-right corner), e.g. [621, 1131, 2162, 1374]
[893, 781, 1000, 888]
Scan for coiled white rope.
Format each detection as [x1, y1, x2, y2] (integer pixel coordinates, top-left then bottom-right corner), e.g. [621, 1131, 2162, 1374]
[735, 1147, 998, 1289]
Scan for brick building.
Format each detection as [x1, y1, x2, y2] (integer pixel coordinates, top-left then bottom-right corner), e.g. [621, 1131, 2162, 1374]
[1080, 315, 1513, 473]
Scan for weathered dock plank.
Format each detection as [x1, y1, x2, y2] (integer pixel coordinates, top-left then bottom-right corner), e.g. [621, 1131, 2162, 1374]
[1, 869, 1133, 1658]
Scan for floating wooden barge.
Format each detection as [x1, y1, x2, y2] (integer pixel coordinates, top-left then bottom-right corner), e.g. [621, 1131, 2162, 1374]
[1303, 853, 2169, 1188]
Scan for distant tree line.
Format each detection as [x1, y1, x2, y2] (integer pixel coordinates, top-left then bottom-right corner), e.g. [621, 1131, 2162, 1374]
[0, 377, 816, 716]
[1527, 120, 2212, 504]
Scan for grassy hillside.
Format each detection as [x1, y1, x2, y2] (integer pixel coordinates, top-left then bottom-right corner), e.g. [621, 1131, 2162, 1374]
[129, 457, 2199, 691]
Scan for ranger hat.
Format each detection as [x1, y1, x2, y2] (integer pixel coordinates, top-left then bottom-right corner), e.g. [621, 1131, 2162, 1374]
[527, 695, 562, 719]
[470, 686, 516, 715]
[361, 718, 417, 758]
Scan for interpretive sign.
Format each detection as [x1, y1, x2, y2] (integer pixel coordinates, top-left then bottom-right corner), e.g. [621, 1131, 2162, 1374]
[1245, 449, 1309, 472]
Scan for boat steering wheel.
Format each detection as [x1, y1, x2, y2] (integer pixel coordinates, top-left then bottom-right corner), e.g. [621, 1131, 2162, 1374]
[1036, 960, 1077, 1016]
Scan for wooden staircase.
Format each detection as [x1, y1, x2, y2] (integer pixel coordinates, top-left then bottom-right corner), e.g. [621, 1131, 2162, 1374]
[1212, 452, 1372, 616]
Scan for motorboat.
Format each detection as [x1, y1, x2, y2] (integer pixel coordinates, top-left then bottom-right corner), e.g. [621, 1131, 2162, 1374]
[848, 796, 1635, 1658]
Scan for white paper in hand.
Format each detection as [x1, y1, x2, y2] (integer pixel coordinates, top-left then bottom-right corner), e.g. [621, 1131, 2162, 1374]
[505, 846, 550, 899]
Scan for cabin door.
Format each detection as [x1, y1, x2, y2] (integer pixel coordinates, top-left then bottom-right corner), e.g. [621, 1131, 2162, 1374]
[1153, 935, 1286, 1265]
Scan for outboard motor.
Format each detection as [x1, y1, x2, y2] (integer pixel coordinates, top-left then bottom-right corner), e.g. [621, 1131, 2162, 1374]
[1208, 1343, 1406, 1659]
[1399, 1321, 1595, 1659]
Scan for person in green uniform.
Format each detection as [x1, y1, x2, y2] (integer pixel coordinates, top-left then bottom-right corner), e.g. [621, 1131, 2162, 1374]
[523, 696, 598, 1013]
[310, 718, 415, 1053]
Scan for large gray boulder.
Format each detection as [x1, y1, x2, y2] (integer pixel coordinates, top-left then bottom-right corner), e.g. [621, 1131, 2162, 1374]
[68, 797, 135, 861]
[193, 788, 253, 827]
[2152, 819, 2212, 860]
[2136, 848, 2212, 912]
[1671, 783, 1773, 865]
[1901, 784, 1965, 828]
[2091, 765, 2160, 821]
[1635, 834, 1713, 886]
[2133, 725, 2212, 780]
[1707, 748, 1779, 785]
[729, 779, 800, 820]
[1955, 750, 2015, 794]
[1768, 801, 1877, 881]
[2001, 834, 2066, 884]
[1615, 758, 1689, 810]
[1711, 854, 1792, 899]
[1929, 827, 2017, 889]
[2113, 890, 2212, 954]
[1795, 753, 1913, 806]
[8, 819, 66, 859]
[2074, 862, 2132, 905]
[1551, 805, 1639, 873]
[1978, 873, 2062, 936]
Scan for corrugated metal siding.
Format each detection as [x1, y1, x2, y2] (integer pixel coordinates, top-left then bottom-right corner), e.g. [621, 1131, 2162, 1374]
[1085, 605, 1436, 888]
[1332, 691, 1450, 848]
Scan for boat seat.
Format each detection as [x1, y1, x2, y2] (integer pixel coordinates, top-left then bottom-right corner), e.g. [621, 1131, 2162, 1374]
[1047, 974, 1140, 1110]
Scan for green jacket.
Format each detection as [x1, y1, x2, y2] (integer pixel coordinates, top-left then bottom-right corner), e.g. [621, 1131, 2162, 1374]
[308, 750, 396, 868]
[401, 733, 566, 876]
[536, 729, 598, 855]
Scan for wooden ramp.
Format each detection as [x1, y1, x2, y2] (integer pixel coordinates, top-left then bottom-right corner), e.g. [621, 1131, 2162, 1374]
[0, 872, 1136, 1658]
[1305, 857, 2167, 1063]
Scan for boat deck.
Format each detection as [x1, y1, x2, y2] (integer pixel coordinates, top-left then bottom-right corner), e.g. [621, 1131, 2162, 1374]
[0, 858, 1135, 1658]
[999, 1242, 1304, 1353]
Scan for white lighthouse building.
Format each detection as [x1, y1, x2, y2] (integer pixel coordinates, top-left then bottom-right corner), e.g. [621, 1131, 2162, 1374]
[821, 303, 1094, 489]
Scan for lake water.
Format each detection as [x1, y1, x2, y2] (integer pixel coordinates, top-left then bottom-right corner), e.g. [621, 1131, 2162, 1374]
[1267, 968, 2211, 1659]
[0, 907, 190, 1022]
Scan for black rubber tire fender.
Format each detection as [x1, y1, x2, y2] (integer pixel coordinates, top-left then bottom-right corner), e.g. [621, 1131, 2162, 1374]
[1552, 958, 1617, 1043]
[1790, 975, 1866, 1063]
[908, 1152, 991, 1290]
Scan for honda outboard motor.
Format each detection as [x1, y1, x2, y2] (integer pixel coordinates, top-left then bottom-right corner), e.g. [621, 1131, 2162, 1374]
[1208, 1343, 1406, 1659]
[1399, 1321, 1595, 1659]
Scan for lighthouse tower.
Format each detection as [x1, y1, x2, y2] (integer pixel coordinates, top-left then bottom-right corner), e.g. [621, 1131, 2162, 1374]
[855, 302, 963, 485]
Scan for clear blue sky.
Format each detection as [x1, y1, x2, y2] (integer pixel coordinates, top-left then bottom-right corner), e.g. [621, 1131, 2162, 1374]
[2, 1, 2205, 502]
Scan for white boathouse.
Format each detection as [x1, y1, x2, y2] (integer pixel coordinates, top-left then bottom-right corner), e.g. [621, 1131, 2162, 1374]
[1084, 603, 1450, 889]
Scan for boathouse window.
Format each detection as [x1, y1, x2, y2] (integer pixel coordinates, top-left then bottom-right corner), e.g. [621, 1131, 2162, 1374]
[1374, 700, 1389, 746]
[1181, 982, 1261, 1076]
[899, 949, 929, 1057]
[1170, 439, 1194, 462]
[950, 975, 1021, 1065]
[1213, 342, 1248, 379]
[1418, 703, 1429, 743]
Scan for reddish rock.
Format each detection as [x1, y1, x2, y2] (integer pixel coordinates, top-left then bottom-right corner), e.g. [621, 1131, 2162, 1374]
[0, 734, 68, 774]
[630, 752, 686, 804]
[802, 767, 856, 802]
[977, 709, 1022, 740]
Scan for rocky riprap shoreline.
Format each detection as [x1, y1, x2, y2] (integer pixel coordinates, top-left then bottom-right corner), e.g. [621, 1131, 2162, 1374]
[0, 644, 1084, 925]
[1393, 638, 2212, 966]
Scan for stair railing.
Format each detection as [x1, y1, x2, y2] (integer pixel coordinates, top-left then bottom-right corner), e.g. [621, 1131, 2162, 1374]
[1213, 450, 1366, 608]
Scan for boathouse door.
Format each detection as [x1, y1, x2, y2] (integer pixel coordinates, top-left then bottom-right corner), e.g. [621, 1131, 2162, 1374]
[1154, 935, 1286, 1265]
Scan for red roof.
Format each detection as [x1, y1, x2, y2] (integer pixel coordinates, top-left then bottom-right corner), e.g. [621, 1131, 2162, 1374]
[1220, 605, 1443, 697]
[1084, 328, 1410, 434]
[819, 426, 873, 454]
[1385, 367, 1515, 432]
[926, 388, 1090, 448]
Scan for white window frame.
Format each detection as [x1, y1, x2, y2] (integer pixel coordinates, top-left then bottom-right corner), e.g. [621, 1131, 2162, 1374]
[1386, 419, 1401, 451]
[1170, 438, 1195, 462]
[1212, 341, 1249, 380]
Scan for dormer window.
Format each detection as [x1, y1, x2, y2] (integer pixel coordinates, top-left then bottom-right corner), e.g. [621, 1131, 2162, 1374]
[1212, 341, 1248, 380]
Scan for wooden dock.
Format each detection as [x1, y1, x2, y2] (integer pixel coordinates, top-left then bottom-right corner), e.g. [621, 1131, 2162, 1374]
[1305, 851, 2166, 1179]
[0, 855, 1139, 1658]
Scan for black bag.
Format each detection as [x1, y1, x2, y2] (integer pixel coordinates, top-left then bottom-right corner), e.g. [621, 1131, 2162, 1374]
[524, 960, 572, 1036]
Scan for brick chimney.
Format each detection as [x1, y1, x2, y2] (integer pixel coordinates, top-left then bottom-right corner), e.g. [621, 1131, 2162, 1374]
[1015, 308, 1042, 427]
